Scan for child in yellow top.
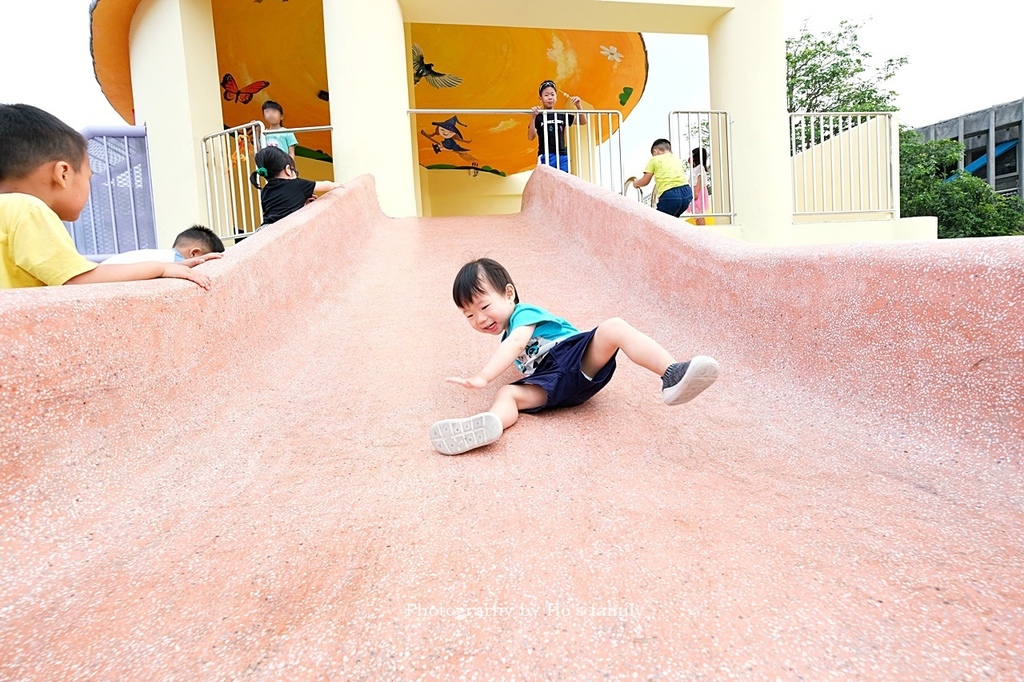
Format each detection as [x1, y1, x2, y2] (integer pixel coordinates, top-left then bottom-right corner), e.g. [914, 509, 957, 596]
[0, 104, 220, 290]
[633, 138, 693, 217]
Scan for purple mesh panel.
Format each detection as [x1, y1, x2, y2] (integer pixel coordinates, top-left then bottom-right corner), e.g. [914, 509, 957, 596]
[64, 127, 157, 256]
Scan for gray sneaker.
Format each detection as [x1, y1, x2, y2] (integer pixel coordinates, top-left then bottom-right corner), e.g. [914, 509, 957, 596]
[429, 412, 503, 455]
[661, 356, 720, 405]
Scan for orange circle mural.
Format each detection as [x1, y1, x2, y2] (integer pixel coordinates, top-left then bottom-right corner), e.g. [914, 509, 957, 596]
[410, 24, 647, 175]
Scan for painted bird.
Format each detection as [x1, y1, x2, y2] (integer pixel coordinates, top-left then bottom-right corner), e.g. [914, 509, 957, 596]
[411, 43, 463, 88]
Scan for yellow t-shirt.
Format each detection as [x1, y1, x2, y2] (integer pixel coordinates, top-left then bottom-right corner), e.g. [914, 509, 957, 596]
[644, 153, 689, 194]
[0, 193, 96, 289]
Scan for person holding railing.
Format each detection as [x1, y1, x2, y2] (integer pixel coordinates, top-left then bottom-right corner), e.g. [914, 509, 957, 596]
[632, 139, 692, 218]
[249, 147, 343, 226]
[528, 80, 586, 173]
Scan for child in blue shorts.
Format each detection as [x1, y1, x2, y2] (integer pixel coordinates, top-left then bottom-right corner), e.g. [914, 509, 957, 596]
[429, 258, 720, 455]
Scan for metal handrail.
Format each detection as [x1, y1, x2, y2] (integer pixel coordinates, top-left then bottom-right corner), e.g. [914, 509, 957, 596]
[667, 110, 735, 219]
[202, 122, 334, 240]
[409, 108, 626, 195]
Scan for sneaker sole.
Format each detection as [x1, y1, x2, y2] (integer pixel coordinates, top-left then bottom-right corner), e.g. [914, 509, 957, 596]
[429, 413, 503, 455]
[662, 356, 720, 406]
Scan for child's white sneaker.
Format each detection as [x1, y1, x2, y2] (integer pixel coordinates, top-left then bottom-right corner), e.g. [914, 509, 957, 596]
[661, 356, 720, 405]
[429, 412, 503, 455]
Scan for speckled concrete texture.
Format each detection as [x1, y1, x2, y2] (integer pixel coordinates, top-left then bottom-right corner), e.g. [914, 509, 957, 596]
[1, 170, 1022, 679]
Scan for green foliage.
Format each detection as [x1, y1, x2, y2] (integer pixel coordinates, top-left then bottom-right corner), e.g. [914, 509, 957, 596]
[786, 20, 907, 113]
[899, 129, 1024, 238]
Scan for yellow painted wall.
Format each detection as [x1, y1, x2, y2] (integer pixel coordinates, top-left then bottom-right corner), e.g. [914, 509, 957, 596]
[129, 0, 223, 247]
[323, 0, 418, 217]
[708, 0, 791, 242]
[420, 168, 529, 217]
[398, 0, 734, 33]
[702, 216, 937, 245]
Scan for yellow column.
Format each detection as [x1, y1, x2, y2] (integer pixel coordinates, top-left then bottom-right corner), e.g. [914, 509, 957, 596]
[322, 0, 417, 217]
[129, 0, 222, 248]
[708, 0, 793, 244]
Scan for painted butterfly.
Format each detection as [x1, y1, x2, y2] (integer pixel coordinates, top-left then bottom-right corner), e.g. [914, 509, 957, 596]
[221, 73, 270, 104]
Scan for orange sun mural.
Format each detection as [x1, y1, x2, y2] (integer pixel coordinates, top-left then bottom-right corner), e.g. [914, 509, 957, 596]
[410, 24, 648, 176]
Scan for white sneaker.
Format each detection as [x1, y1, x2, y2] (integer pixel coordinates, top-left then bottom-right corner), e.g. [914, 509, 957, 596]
[429, 412, 503, 455]
[661, 356, 720, 405]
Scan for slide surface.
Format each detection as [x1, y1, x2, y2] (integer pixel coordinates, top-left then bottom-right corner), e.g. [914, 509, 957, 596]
[1, 170, 1022, 678]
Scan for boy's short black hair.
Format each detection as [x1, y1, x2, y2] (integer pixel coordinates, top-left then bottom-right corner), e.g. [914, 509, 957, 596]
[0, 104, 88, 182]
[538, 80, 557, 95]
[651, 138, 672, 154]
[173, 225, 225, 253]
[453, 258, 519, 308]
[262, 100, 284, 115]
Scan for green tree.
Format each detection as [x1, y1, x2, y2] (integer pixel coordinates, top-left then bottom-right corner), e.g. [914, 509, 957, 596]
[786, 20, 907, 113]
[899, 129, 1024, 238]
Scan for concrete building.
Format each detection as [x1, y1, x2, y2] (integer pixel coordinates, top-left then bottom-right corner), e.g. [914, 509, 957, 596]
[915, 99, 1024, 199]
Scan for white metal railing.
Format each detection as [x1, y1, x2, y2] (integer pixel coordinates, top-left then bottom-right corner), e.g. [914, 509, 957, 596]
[790, 112, 898, 217]
[623, 177, 653, 207]
[202, 123, 333, 240]
[667, 110, 735, 221]
[408, 109, 625, 195]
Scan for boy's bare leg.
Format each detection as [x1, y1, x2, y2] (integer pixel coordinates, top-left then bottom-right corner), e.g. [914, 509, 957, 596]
[581, 317, 719, 406]
[490, 384, 548, 429]
[581, 317, 674, 378]
[429, 384, 546, 455]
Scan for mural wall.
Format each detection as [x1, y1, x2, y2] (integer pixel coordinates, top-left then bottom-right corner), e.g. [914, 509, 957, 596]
[410, 24, 648, 176]
[211, 0, 332, 161]
[96, 0, 649, 175]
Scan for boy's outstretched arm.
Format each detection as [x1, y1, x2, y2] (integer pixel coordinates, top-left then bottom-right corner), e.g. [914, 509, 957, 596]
[633, 172, 654, 188]
[446, 324, 535, 388]
[65, 261, 215, 290]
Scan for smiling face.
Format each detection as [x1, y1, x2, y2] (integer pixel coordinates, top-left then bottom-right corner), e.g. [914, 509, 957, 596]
[460, 279, 517, 335]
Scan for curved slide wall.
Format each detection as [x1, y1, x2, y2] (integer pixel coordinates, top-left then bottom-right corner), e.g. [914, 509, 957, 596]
[1, 170, 1022, 678]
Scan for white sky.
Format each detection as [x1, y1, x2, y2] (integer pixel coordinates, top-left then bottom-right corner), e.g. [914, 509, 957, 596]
[1, 1, 1021, 152]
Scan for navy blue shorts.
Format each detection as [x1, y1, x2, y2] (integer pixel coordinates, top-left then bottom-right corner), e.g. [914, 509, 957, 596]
[656, 184, 693, 217]
[512, 329, 617, 413]
[539, 153, 570, 173]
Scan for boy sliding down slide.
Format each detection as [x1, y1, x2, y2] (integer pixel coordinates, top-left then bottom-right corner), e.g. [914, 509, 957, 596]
[429, 258, 720, 455]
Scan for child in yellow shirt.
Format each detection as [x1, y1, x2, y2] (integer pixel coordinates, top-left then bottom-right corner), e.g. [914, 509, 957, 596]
[633, 138, 693, 217]
[0, 104, 220, 290]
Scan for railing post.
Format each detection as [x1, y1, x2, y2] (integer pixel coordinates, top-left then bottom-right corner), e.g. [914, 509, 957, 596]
[890, 113, 901, 218]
